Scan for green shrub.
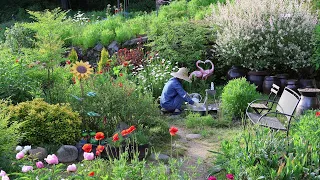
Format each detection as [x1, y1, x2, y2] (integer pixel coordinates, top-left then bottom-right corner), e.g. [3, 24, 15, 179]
[312, 25, 320, 70]
[0, 100, 22, 172]
[67, 73, 165, 142]
[5, 23, 35, 53]
[81, 25, 99, 49]
[207, 0, 318, 72]
[68, 47, 78, 63]
[8, 98, 81, 145]
[100, 29, 115, 45]
[148, 20, 210, 68]
[221, 78, 259, 120]
[0, 48, 37, 104]
[115, 25, 134, 44]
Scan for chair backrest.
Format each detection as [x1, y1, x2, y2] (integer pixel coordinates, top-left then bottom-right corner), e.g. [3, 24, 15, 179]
[276, 87, 301, 121]
[266, 84, 280, 105]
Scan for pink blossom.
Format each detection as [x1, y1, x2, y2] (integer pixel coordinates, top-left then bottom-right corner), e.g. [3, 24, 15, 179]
[226, 174, 234, 180]
[83, 152, 95, 160]
[66, 164, 77, 172]
[36, 161, 44, 169]
[15, 152, 24, 160]
[208, 176, 217, 180]
[2, 175, 10, 180]
[22, 166, 33, 173]
[0, 170, 6, 176]
[45, 154, 59, 164]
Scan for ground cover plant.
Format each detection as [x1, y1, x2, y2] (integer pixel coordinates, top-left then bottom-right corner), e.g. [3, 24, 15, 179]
[213, 110, 320, 179]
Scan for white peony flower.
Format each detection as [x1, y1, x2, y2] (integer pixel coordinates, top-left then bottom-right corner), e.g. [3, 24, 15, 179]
[15, 146, 23, 152]
[23, 145, 31, 151]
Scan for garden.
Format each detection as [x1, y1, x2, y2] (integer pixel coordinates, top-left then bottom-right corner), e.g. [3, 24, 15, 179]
[0, 0, 319, 179]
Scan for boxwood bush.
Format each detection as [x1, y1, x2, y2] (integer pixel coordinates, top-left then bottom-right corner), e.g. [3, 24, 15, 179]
[221, 78, 259, 120]
[8, 98, 81, 145]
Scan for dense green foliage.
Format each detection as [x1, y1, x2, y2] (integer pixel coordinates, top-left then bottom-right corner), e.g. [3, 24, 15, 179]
[148, 20, 210, 68]
[68, 73, 169, 142]
[214, 110, 320, 179]
[8, 98, 81, 145]
[0, 101, 22, 172]
[221, 78, 259, 120]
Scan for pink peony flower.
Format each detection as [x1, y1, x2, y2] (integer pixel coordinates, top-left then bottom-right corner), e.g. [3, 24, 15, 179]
[2, 175, 10, 180]
[0, 170, 6, 176]
[22, 166, 33, 173]
[15, 152, 24, 160]
[226, 174, 234, 180]
[208, 176, 217, 180]
[36, 161, 44, 169]
[45, 154, 59, 164]
[83, 152, 94, 160]
[66, 164, 77, 172]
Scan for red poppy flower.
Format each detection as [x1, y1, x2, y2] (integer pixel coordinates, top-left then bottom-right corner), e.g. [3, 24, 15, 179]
[112, 133, 119, 142]
[169, 126, 178, 136]
[122, 61, 129, 67]
[95, 132, 105, 140]
[119, 73, 123, 77]
[97, 145, 105, 152]
[66, 60, 71, 65]
[82, 144, 92, 153]
[88, 171, 94, 176]
[316, 112, 320, 117]
[15, 59, 19, 63]
[128, 126, 136, 133]
[121, 129, 130, 137]
[99, 71, 103, 74]
[118, 82, 123, 87]
[96, 151, 100, 156]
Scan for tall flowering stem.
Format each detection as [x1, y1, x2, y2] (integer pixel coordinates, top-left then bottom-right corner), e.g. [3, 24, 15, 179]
[169, 126, 178, 157]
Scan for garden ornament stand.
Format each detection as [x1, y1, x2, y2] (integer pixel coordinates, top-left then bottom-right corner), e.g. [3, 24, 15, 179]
[189, 60, 214, 80]
[187, 87, 218, 115]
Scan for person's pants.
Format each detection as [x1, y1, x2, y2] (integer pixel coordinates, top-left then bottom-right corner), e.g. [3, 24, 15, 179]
[161, 95, 184, 112]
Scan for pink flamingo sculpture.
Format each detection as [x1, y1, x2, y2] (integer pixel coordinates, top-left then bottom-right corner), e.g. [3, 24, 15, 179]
[189, 60, 214, 80]
[202, 60, 214, 80]
[189, 60, 205, 80]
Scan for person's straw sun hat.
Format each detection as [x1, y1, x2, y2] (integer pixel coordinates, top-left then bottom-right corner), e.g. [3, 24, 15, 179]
[171, 67, 192, 83]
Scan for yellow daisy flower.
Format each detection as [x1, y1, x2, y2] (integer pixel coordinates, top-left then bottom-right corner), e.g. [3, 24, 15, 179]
[70, 60, 93, 80]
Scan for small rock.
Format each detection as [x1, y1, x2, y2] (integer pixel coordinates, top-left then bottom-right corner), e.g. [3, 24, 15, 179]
[116, 122, 129, 132]
[149, 153, 170, 163]
[107, 41, 119, 56]
[122, 36, 148, 47]
[186, 134, 202, 140]
[29, 147, 48, 160]
[75, 143, 85, 161]
[93, 43, 104, 51]
[56, 145, 78, 163]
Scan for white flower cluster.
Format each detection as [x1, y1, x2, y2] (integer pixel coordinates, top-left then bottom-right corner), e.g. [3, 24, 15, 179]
[71, 11, 90, 24]
[135, 59, 178, 95]
[15, 145, 31, 154]
[207, 0, 318, 71]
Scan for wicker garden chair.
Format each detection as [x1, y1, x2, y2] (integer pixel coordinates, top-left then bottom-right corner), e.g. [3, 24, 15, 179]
[249, 84, 280, 114]
[246, 87, 301, 137]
